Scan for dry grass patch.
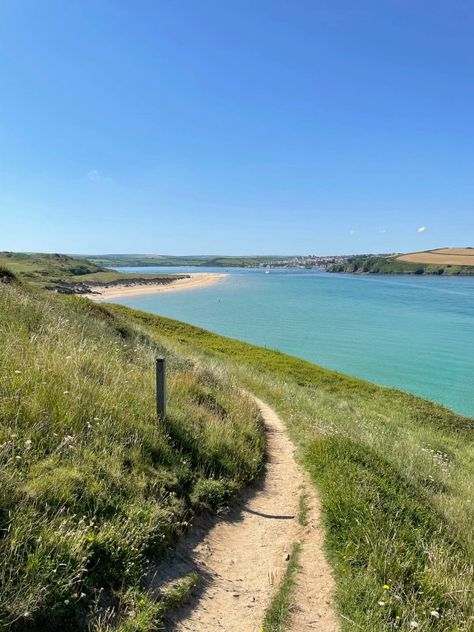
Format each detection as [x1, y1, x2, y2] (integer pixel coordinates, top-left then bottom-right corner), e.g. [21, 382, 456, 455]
[398, 249, 474, 266]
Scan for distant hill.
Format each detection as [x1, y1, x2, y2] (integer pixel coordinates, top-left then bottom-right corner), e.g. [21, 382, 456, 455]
[87, 254, 291, 268]
[397, 247, 474, 266]
[327, 247, 474, 275]
[0, 252, 182, 292]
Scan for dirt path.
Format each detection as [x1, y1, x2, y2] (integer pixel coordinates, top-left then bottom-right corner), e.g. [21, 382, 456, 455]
[149, 395, 338, 631]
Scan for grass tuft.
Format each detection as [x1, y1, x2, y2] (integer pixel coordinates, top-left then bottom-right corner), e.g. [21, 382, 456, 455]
[262, 542, 301, 631]
[298, 493, 309, 527]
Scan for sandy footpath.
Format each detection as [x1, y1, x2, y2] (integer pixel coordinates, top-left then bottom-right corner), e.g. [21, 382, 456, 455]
[148, 395, 338, 632]
[85, 273, 226, 301]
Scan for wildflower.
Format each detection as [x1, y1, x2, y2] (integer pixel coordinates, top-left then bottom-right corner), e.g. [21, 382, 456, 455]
[25, 439, 32, 448]
[378, 601, 385, 606]
[430, 611, 440, 618]
[410, 623, 418, 629]
[15, 456, 21, 460]
[383, 584, 390, 590]
[93, 417, 100, 421]
[63, 390, 69, 395]
[14, 370, 21, 375]
[64, 599, 70, 605]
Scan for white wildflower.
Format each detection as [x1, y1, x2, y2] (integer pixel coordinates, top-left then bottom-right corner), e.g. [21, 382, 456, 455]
[410, 623, 418, 629]
[25, 439, 32, 448]
[14, 370, 21, 375]
[378, 601, 385, 606]
[430, 611, 440, 618]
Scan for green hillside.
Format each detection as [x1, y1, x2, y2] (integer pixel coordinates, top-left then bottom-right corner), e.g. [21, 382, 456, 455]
[0, 252, 183, 292]
[111, 305, 474, 631]
[0, 274, 263, 630]
[327, 254, 474, 275]
[1, 267, 474, 630]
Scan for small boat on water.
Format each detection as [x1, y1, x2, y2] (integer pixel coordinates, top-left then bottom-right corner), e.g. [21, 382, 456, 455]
[265, 270, 270, 274]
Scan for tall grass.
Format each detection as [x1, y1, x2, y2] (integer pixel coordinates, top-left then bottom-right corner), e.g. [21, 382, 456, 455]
[0, 280, 263, 630]
[114, 305, 474, 631]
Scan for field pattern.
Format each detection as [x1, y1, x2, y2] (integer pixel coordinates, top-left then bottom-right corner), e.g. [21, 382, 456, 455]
[398, 248, 474, 266]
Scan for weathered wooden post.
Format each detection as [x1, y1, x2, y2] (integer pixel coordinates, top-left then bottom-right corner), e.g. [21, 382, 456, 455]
[156, 357, 166, 420]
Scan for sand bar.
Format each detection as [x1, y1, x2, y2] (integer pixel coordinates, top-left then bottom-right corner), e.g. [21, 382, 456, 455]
[86, 273, 227, 301]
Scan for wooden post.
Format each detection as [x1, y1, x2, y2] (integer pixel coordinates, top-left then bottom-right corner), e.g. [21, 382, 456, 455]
[156, 357, 166, 420]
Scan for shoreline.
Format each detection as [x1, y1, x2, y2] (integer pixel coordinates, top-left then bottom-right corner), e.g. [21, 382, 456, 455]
[86, 273, 227, 301]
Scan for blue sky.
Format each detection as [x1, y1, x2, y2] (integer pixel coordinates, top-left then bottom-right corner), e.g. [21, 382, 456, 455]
[1, 0, 473, 255]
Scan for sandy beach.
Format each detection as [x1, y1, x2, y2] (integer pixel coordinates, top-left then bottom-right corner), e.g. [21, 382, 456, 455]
[86, 273, 226, 301]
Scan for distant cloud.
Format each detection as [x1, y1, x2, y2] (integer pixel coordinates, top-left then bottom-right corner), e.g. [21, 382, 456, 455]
[87, 169, 113, 183]
[417, 226, 427, 233]
[87, 169, 100, 181]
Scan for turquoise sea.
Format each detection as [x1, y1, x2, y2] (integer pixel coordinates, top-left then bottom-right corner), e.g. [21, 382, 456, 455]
[109, 267, 474, 417]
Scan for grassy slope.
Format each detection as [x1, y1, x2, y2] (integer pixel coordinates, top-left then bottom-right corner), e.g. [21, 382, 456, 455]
[0, 278, 263, 630]
[327, 254, 474, 276]
[0, 252, 182, 290]
[110, 305, 474, 631]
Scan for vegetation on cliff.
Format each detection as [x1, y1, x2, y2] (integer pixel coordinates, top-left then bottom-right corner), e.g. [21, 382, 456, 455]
[0, 252, 183, 293]
[327, 254, 474, 275]
[0, 275, 263, 630]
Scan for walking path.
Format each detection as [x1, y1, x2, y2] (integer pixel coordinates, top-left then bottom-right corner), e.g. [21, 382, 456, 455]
[149, 395, 339, 631]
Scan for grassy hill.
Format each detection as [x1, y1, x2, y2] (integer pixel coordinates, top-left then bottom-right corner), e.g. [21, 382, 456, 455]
[0, 274, 263, 630]
[111, 305, 474, 631]
[327, 251, 474, 275]
[0, 252, 184, 293]
[1, 265, 474, 630]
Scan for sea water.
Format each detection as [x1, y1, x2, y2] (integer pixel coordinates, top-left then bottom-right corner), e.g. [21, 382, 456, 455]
[109, 267, 474, 417]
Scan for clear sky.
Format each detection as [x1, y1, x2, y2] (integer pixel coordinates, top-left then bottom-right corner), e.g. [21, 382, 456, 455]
[1, 1, 473, 255]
